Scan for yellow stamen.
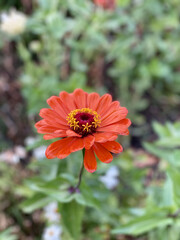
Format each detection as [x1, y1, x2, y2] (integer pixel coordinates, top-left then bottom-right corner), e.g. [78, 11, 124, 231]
[66, 108, 101, 134]
[82, 123, 92, 132]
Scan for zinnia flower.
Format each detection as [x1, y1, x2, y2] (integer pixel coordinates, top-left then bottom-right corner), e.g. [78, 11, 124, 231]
[94, 0, 116, 10]
[35, 89, 131, 173]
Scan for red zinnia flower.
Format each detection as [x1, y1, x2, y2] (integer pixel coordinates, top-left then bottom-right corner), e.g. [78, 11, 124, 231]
[35, 89, 131, 173]
[94, 0, 116, 10]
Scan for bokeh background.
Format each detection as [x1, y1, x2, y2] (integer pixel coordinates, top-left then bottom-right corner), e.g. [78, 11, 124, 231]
[0, 0, 180, 240]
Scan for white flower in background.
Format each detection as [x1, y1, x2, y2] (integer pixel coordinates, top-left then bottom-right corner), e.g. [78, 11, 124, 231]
[14, 146, 26, 159]
[99, 166, 119, 190]
[43, 225, 62, 240]
[0, 145, 27, 164]
[0, 9, 27, 36]
[106, 165, 119, 178]
[25, 137, 46, 160]
[0, 150, 19, 164]
[29, 40, 41, 52]
[44, 202, 61, 223]
[24, 136, 37, 146]
[33, 145, 46, 160]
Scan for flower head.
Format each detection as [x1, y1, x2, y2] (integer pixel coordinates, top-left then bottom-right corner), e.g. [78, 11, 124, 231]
[35, 89, 131, 173]
[43, 225, 62, 240]
[94, 0, 116, 10]
[0, 9, 27, 36]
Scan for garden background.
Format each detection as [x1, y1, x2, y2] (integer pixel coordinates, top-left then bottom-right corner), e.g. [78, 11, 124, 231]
[0, 0, 180, 239]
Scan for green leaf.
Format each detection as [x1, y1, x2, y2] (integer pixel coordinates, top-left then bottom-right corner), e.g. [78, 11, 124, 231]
[161, 174, 175, 208]
[153, 122, 171, 138]
[112, 214, 173, 236]
[20, 193, 51, 213]
[60, 200, 84, 240]
[147, 174, 177, 211]
[77, 181, 101, 209]
[0, 228, 17, 240]
[168, 167, 180, 207]
[156, 138, 180, 148]
[143, 142, 168, 160]
[151, 122, 180, 148]
[23, 177, 75, 203]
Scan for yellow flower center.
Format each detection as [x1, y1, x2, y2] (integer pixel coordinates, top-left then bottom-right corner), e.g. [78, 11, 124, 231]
[67, 108, 101, 136]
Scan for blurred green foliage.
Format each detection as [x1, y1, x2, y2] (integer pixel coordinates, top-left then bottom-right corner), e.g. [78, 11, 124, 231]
[18, 121, 180, 240]
[1, 0, 180, 239]
[2, 0, 178, 133]
[113, 121, 180, 239]
[1, 0, 180, 139]
[0, 227, 17, 240]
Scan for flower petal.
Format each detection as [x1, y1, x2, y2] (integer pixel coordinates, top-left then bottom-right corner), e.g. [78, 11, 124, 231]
[122, 129, 129, 135]
[96, 94, 112, 116]
[39, 108, 67, 126]
[45, 137, 84, 159]
[57, 137, 84, 159]
[84, 135, 95, 149]
[35, 120, 61, 134]
[66, 129, 81, 137]
[45, 139, 68, 159]
[94, 132, 118, 143]
[43, 131, 67, 140]
[97, 118, 131, 134]
[73, 89, 87, 109]
[101, 141, 123, 154]
[87, 92, 100, 110]
[100, 101, 120, 119]
[47, 96, 69, 116]
[84, 148, 97, 173]
[101, 107, 128, 127]
[59, 91, 76, 112]
[93, 143, 113, 163]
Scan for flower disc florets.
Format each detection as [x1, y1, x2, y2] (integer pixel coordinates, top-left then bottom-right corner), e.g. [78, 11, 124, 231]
[67, 108, 101, 136]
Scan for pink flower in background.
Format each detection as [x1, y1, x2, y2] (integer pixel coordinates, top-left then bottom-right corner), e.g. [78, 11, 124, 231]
[94, 0, 116, 10]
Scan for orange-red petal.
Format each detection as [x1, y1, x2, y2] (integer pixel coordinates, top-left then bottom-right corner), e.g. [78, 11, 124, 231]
[66, 129, 81, 137]
[57, 137, 84, 159]
[94, 132, 118, 143]
[101, 107, 128, 127]
[97, 118, 131, 134]
[100, 100, 120, 119]
[96, 94, 112, 116]
[47, 96, 69, 116]
[101, 141, 123, 154]
[35, 120, 61, 134]
[45, 137, 84, 159]
[39, 108, 67, 126]
[43, 131, 67, 140]
[59, 91, 76, 112]
[73, 89, 87, 109]
[84, 135, 95, 149]
[84, 148, 97, 173]
[87, 92, 100, 111]
[45, 139, 67, 159]
[93, 143, 113, 163]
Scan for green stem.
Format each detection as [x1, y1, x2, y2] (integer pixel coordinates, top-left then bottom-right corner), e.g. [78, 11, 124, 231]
[75, 149, 85, 189]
